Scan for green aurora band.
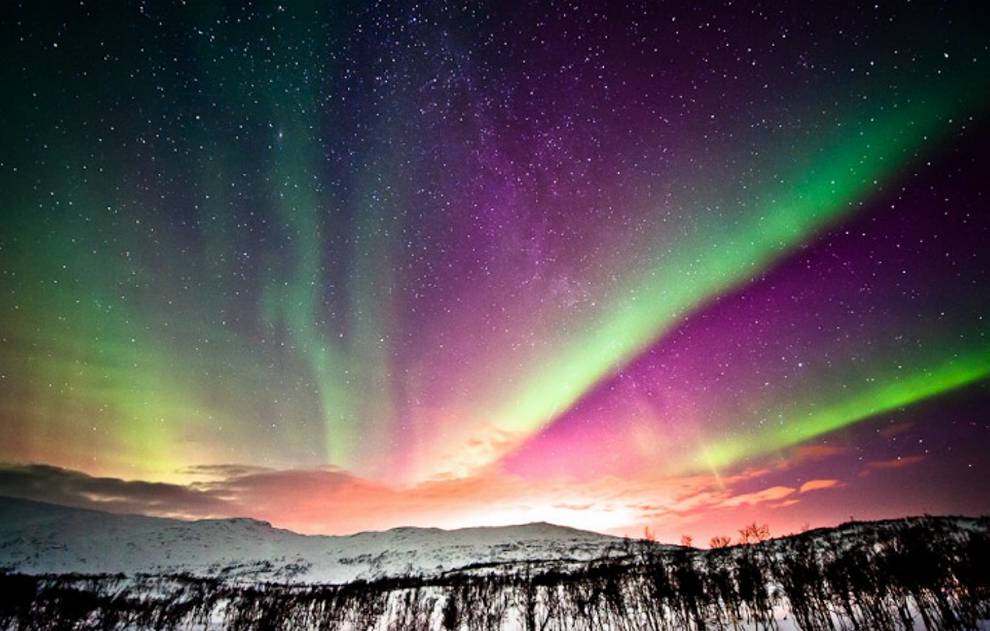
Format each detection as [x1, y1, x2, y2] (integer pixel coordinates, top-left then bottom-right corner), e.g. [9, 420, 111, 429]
[696, 351, 990, 471]
[480, 67, 990, 473]
[1, 2, 988, 485]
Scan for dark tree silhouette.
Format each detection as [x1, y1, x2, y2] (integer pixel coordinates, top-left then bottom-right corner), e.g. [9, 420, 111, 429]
[709, 535, 731, 549]
[1, 515, 988, 630]
[738, 522, 771, 544]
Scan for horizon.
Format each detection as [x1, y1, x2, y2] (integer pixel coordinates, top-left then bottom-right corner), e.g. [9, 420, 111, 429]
[6, 492, 984, 548]
[1, 447, 987, 545]
[2, 2, 989, 550]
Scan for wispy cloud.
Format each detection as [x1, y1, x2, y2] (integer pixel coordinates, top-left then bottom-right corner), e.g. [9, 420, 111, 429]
[799, 479, 842, 493]
[0, 463, 230, 518]
[860, 455, 926, 475]
[792, 444, 849, 462]
[718, 485, 795, 508]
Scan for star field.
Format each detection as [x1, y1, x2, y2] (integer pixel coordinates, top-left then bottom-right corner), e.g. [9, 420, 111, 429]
[0, 1, 988, 538]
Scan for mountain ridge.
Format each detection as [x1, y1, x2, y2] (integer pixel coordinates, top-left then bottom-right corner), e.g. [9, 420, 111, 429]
[0, 494, 626, 584]
[0, 494, 604, 540]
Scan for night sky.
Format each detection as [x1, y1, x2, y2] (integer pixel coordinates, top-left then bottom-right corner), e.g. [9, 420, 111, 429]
[1, 1, 988, 543]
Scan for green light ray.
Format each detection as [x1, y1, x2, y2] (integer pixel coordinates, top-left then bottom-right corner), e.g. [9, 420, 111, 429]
[261, 117, 358, 467]
[695, 352, 990, 471]
[1, 183, 193, 476]
[484, 73, 987, 442]
[256, 7, 402, 469]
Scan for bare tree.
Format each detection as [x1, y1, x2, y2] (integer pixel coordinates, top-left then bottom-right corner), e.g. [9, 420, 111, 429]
[709, 535, 731, 549]
[738, 522, 770, 544]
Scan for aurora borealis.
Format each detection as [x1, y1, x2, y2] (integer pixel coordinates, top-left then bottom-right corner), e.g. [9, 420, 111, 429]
[1, 1, 988, 543]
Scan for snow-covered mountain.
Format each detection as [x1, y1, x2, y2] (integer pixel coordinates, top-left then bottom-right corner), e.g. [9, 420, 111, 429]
[1, 496, 988, 629]
[0, 495, 628, 584]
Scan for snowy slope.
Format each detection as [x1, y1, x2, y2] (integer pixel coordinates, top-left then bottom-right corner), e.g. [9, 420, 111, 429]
[0, 496, 628, 584]
[2, 497, 987, 629]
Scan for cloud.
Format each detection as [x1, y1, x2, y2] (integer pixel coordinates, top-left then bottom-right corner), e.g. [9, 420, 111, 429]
[719, 485, 795, 508]
[179, 464, 275, 479]
[799, 479, 842, 493]
[0, 463, 230, 518]
[791, 444, 848, 462]
[860, 455, 926, 475]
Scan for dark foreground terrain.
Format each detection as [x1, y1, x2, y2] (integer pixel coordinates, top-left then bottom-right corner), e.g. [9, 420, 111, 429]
[2, 515, 989, 630]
